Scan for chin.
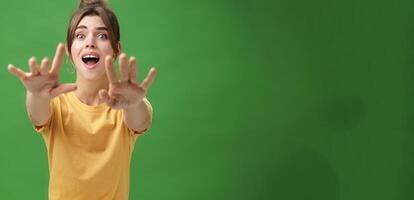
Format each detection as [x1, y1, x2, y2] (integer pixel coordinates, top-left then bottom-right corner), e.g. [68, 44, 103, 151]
[76, 65, 107, 82]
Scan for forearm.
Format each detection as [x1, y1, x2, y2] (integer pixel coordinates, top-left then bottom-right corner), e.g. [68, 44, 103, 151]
[123, 98, 153, 133]
[26, 92, 52, 126]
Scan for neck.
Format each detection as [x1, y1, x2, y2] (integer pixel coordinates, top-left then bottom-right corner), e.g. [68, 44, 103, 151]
[74, 76, 109, 106]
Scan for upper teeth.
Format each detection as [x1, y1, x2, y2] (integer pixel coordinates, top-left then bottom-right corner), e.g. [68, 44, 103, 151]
[83, 55, 98, 59]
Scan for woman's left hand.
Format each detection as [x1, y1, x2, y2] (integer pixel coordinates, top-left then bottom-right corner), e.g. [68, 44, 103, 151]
[99, 53, 156, 109]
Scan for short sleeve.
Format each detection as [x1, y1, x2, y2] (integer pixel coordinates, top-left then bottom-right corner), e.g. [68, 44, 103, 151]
[33, 99, 55, 134]
[126, 97, 153, 136]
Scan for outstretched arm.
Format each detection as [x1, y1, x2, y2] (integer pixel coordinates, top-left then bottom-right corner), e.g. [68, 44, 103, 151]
[99, 53, 156, 133]
[8, 43, 77, 126]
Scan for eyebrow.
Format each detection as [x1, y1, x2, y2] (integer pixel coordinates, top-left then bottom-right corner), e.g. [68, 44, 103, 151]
[76, 25, 108, 31]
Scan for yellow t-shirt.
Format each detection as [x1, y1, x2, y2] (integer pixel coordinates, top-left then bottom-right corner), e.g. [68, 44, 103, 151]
[35, 92, 151, 200]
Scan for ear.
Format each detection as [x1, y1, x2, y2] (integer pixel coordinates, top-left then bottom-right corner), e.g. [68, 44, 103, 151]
[65, 43, 69, 56]
[65, 44, 71, 60]
[65, 44, 74, 63]
[115, 42, 122, 58]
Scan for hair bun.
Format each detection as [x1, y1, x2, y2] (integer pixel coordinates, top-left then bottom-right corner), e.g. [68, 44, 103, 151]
[79, 0, 107, 8]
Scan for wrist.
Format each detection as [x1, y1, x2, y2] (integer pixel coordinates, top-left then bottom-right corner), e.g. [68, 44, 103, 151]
[123, 98, 145, 111]
[27, 91, 51, 101]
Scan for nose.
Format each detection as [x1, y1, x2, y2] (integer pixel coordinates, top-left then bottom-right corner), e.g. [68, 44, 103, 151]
[86, 43, 96, 49]
[85, 35, 96, 49]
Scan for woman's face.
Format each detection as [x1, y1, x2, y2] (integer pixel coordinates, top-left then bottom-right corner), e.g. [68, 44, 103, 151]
[70, 15, 115, 81]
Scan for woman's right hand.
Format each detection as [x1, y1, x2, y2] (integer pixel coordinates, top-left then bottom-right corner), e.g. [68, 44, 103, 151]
[8, 43, 77, 99]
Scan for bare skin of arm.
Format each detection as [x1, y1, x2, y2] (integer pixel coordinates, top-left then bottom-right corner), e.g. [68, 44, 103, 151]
[99, 53, 156, 132]
[8, 43, 77, 126]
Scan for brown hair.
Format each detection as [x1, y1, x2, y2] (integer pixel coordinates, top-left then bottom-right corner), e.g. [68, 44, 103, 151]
[66, 0, 120, 58]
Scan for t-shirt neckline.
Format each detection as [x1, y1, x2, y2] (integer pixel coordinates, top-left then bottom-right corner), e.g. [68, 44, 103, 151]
[67, 92, 109, 112]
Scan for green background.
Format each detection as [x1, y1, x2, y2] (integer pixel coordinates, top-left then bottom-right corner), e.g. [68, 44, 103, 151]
[1, 0, 413, 199]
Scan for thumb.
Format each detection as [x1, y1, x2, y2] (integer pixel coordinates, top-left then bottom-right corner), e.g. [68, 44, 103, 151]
[99, 89, 116, 106]
[50, 84, 77, 97]
[8, 64, 27, 80]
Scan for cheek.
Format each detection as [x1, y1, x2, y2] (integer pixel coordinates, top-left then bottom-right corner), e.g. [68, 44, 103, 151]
[99, 42, 115, 56]
[104, 48, 114, 57]
[70, 43, 82, 60]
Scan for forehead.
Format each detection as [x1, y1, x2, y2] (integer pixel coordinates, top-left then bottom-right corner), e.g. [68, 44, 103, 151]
[77, 15, 106, 29]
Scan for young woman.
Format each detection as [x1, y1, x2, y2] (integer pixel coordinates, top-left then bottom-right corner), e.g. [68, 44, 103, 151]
[7, 0, 156, 199]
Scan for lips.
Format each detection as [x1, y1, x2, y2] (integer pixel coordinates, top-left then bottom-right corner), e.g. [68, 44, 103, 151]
[81, 53, 100, 69]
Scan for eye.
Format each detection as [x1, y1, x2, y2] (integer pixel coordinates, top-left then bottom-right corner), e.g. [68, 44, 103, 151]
[97, 33, 108, 40]
[75, 33, 85, 39]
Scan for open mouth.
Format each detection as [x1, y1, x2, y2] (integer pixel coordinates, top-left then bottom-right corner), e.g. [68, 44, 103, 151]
[82, 55, 100, 67]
